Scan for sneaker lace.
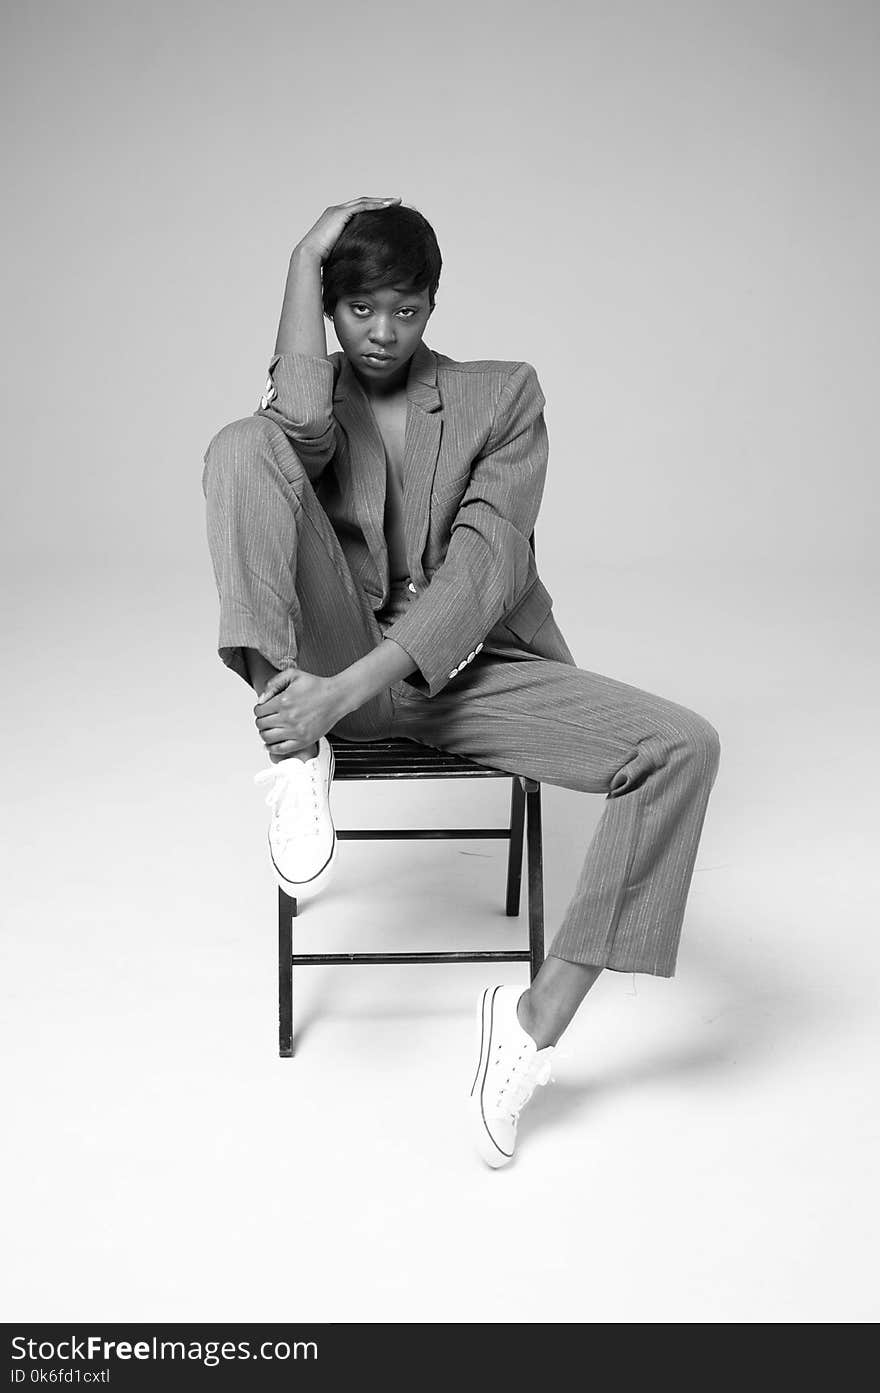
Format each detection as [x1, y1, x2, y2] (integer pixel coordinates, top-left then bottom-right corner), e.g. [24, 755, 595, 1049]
[253, 759, 321, 840]
[488, 1044, 555, 1124]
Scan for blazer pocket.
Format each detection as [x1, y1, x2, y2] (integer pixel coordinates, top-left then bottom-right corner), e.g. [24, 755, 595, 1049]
[431, 467, 472, 506]
[501, 578, 553, 643]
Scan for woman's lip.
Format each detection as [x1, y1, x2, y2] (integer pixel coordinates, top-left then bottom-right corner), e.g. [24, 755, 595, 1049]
[363, 353, 395, 363]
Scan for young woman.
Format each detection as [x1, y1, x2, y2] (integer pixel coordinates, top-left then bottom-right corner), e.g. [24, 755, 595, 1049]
[202, 195, 721, 1168]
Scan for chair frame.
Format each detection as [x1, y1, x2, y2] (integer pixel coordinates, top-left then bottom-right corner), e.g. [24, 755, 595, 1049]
[277, 759, 544, 1057]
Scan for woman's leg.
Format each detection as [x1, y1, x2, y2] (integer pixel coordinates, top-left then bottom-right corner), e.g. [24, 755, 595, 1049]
[243, 647, 278, 696]
[391, 652, 722, 1002]
[202, 414, 395, 743]
[517, 959, 604, 1049]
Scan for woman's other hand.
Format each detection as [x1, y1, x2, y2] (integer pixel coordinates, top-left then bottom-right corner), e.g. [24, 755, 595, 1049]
[253, 667, 346, 755]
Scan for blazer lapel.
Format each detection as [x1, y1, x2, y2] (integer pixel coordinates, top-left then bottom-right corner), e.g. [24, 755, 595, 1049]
[402, 340, 443, 585]
[332, 340, 443, 595]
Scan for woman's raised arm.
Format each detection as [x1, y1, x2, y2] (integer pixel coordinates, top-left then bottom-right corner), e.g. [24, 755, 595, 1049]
[274, 195, 401, 357]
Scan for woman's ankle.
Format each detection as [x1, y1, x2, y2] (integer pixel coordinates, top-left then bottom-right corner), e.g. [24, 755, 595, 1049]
[270, 741, 319, 764]
[516, 989, 557, 1051]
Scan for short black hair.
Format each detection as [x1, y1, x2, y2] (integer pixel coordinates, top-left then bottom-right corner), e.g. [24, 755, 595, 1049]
[321, 203, 442, 318]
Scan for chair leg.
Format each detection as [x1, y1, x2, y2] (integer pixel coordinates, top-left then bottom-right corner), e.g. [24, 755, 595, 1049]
[524, 782, 545, 981]
[278, 887, 295, 1057]
[505, 777, 526, 915]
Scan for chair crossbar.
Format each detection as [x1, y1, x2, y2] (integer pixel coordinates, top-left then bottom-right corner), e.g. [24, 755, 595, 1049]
[336, 828, 511, 840]
[291, 951, 533, 966]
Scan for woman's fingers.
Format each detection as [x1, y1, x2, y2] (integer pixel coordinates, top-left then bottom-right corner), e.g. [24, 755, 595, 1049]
[255, 710, 305, 739]
[261, 727, 295, 747]
[255, 667, 298, 706]
[255, 709, 297, 732]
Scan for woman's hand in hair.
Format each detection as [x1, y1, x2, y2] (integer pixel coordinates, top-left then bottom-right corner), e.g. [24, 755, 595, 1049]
[295, 195, 401, 263]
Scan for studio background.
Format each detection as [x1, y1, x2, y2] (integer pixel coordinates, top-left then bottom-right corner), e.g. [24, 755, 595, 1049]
[2, 0, 877, 1322]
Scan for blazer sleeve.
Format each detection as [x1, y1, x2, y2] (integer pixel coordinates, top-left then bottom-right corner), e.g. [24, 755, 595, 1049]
[254, 351, 338, 482]
[383, 361, 548, 698]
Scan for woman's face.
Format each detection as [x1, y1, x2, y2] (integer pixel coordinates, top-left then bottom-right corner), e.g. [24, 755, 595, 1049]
[332, 283, 433, 389]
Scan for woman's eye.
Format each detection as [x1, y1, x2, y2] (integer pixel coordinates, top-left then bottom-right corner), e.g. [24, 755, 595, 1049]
[350, 304, 417, 318]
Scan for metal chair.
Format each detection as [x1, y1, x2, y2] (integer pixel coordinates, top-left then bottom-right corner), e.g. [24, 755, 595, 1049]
[277, 742, 544, 1056]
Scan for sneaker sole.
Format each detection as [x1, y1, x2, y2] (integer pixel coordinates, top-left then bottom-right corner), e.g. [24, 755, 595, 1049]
[269, 744, 337, 900]
[469, 987, 515, 1168]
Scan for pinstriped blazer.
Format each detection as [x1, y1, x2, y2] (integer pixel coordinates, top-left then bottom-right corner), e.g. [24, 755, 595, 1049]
[256, 339, 574, 698]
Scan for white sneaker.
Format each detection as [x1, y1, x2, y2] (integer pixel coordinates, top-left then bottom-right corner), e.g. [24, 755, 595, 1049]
[253, 736, 336, 898]
[469, 985, 555, 1168]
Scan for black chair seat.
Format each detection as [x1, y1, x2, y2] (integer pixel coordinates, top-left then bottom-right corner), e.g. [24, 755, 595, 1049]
[328, 734, 506, 780]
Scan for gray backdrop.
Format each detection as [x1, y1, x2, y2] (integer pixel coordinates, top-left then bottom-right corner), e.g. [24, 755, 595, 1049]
[2, 0, 876, 585]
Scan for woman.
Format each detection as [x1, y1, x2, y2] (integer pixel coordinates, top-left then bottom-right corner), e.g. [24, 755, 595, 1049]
[202, 195, 721, 1168]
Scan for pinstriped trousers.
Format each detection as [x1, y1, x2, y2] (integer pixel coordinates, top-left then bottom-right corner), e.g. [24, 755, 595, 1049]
[202, 416, 721, 978]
